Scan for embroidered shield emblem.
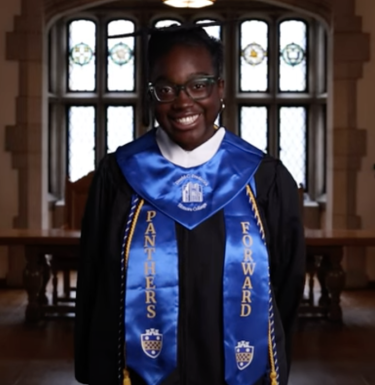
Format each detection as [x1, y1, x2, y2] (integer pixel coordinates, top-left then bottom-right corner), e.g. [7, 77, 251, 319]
[182, 181, 204, 203]
[141, 329, 163, 359]
[235, 341, 254, 370]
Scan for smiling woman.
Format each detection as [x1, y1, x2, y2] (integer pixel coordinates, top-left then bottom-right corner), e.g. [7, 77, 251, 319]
[74, 24, 305, 385]
[150, 48, 223, 149]
[147, 26, 224, 150]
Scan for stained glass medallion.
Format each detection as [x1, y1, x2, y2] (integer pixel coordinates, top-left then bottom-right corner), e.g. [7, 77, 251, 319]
[109, 42, 133, 65]
[107, 20, 135, 91]
[281, 42, 305, 66]
[70, 43, 94, 66]
[242, 43, 267, 66]
[68, 20, 96, 91]
[279, 20, 307, 91]
[240, 20, 268, 92]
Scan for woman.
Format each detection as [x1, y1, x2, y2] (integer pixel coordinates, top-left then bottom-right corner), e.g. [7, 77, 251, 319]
[74, 25, 305, 385]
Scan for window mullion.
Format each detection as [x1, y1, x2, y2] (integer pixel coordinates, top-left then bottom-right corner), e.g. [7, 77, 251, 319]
[58, 20, 67, 98]
[137, 21, 147, 136]
[96, 17, 106, 165]
[270, 17, 279, 157]
[269, 16, 278, 97]
[307, 104, 316, 195]
[57, 103, 66, 192]
[268, 104, 279, 157]
[225, 20, 237, 134]
[308, 20, 316, 96]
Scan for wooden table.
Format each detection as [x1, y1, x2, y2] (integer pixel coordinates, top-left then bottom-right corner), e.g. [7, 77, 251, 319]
[0, 229, 80, 322]
[303, 229, 375, 322]
[0, 228, 375, 323]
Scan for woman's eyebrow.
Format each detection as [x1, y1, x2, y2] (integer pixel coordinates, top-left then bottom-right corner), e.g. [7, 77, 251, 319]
[152, 72, 213, 84]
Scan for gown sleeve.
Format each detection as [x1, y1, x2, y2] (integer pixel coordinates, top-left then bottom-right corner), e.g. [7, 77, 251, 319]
[256, 158, 306, 372]
[74, 156, 118, 383]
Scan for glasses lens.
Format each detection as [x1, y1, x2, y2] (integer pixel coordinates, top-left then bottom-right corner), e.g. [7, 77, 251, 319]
[153, 83, 175, 102]
[186, 78, 214, 100]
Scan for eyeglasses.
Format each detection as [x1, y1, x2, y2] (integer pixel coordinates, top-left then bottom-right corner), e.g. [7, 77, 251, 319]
[148, 76, 219, 103]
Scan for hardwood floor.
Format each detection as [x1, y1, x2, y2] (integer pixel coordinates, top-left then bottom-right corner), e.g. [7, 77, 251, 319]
[0, 287, 374, 385]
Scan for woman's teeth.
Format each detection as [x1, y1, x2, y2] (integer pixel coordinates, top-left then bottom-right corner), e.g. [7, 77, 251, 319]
[176, 115, 199, 125]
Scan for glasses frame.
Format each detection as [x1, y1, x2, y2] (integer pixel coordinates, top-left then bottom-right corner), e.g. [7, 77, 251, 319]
[148, 76, 220, 103]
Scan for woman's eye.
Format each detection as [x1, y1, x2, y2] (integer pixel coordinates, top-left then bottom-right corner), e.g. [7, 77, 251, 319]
[157, 86, 173, 94]
[191, 81, 208, 90]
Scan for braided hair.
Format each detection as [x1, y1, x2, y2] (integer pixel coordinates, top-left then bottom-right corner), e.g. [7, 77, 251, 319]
[147, 24, 224, 78]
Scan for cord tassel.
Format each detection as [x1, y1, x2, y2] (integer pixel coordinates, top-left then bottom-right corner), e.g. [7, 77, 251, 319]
[123, 369, 131, 385]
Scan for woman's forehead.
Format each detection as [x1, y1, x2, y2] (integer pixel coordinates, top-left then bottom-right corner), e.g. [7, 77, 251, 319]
[150, 44, 215, 82]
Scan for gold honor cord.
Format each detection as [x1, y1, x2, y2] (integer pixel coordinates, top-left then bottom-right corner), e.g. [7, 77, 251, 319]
[246, 185, 278, 385]
[123, 199, 145, 385]
[268, 326, 278, 385]
[245, 185, 266, 241]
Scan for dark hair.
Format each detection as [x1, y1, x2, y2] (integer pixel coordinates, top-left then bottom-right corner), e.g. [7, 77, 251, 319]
[147, 24, 224, 78]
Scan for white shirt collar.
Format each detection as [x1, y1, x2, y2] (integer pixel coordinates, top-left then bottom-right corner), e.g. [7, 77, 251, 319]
[155, 126, 225, 168]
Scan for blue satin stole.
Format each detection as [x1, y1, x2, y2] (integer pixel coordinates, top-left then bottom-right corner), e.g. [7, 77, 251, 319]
[116, 129, 270, 385]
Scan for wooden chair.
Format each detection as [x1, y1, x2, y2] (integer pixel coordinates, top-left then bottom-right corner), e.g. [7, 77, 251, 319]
[64, 171, 94, 230]
[297, 184, 327, 319]
[50, 171, 94, 306]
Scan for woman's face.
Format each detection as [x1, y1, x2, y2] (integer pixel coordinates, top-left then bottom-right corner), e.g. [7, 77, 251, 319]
[150, 44, 224, 151]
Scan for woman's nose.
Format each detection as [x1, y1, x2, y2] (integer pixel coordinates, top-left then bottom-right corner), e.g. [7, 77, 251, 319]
[173, 87, 194, 108]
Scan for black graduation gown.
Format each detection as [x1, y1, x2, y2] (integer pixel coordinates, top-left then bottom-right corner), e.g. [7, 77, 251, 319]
[74, 152, 305, 385]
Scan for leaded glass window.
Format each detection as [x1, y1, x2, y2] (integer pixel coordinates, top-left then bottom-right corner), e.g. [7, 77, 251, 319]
[279, 20, 307, 92]
[240, 107, 268, 152]
[107, 106, 135, 153]
[68, 106, 95, 182]
[238, 16, 326, 197]
[107, 20, 135, 92]
[49, 5, 327, 201]
[154, 19, 181, 29]
[196, 19, 221, 40]
[68, 20, 96, 92]
[279, 107, 307, 187]
[240, 20, 268, 92]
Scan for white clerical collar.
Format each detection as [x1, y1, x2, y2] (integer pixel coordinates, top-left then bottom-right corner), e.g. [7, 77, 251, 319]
[155, 126, 226, 168]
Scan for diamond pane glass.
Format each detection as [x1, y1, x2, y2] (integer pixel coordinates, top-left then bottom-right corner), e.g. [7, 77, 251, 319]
[68, 20, 96, 91]
[108, 20, 135, 91]
[279, 20, 307, 92]
[68, 106, 95, 182]
[279, 107, 306, 186]
[154, 20, 181, 29]
[240, 107, 268, 152]
[196, 19, 221, 40]
[107, 106, 134, 153]
[240, 20, 268, 92]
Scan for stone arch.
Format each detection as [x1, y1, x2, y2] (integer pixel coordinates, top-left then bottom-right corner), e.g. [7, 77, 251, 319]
[4, 0, 368, 233]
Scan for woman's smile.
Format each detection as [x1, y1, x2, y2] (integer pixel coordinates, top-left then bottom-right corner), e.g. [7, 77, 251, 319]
[171, 114, 201, 129]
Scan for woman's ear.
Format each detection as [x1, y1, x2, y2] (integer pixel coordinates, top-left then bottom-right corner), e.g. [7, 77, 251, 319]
[218, 77, 225, 100]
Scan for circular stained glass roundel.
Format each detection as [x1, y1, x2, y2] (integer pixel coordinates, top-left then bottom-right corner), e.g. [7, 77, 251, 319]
[109, 42, 133, 66]
[242, 43, 266, 66]
[281, 43, 305, 66]
[70, 43, 94, 66]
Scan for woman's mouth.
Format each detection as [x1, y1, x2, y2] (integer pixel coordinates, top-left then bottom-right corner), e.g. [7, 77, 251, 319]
[173, 114, 200, 127]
